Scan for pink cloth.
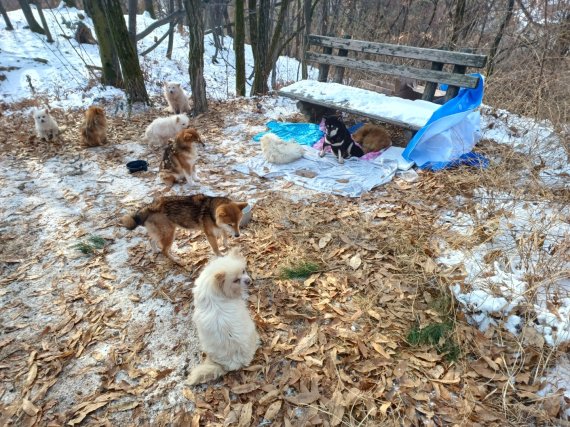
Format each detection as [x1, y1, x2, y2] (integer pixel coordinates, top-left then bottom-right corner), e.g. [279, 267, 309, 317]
[312, 119, 385, 161]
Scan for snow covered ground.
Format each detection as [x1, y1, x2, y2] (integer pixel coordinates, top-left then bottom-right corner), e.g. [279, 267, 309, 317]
[1, 2, 569, 423]
[0, 3, 314, 109]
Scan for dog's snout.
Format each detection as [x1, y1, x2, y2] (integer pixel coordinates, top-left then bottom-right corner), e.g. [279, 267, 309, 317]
[244, 277, 251, 286]
[41, 119, 45, 123]
[234, 232, 240, 238]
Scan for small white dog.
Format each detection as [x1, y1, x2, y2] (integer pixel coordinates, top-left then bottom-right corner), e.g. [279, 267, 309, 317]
[144, 114, 190, 146]
[187, 249, 259, 385]
[163, 82, 191, 114]
[260, 133, 304, 164]
[33, 108, 59, 140]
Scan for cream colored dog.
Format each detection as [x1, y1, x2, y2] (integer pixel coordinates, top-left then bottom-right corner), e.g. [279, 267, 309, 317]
[260, 133, 304, 164]
[144, 114, 190, 146]
[32, 108, 59, 140]
[163, 82, 191, 114]
[187, 249, 259, 385]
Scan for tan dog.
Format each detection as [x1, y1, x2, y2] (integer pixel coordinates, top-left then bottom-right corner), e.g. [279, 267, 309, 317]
[187, 249, 259, 385]
[121, 194, 248, 260]
[163, 82, 191, 114]
[352, 123, 392, 154]
[80, 106, 107, 147]
[160, 128, 204, 188]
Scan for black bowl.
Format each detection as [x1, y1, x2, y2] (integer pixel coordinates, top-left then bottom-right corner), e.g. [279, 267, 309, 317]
[126, 160, 148, 173]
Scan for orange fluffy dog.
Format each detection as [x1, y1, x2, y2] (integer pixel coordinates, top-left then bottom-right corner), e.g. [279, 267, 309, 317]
[160, 128, 204, 189]
[352, 123, 392, 154]
[80, 106, 107, 147]
[121, 194, 249, 261]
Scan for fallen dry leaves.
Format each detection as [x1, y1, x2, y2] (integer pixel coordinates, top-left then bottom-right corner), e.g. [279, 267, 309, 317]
[0, 97, 568, 426]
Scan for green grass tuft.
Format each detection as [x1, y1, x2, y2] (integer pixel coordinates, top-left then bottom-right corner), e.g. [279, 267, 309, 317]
[88, 235, 106, 249]
[74, 241, 94, 255]
[407, 322, 459, 362]
[280, 261, 320, 280]
[73, 235, 106, 256]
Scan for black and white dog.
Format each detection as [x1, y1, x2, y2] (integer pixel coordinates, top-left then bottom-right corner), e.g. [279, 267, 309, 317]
[320, 116, 364, 164]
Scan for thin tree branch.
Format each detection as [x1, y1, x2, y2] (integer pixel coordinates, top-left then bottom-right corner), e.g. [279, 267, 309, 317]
[136, 10, 185, 41]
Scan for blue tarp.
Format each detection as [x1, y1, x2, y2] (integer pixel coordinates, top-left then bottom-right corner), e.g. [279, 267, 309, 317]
[403, 74, 486, 171]
[252, 121, 323, 146]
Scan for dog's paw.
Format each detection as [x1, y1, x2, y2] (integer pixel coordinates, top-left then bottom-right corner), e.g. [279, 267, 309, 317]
[318, 150, 325, 157]
[338, 157, 345, 164]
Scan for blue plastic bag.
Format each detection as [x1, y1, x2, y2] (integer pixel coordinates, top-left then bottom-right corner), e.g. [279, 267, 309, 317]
[403, 74, 486, 170]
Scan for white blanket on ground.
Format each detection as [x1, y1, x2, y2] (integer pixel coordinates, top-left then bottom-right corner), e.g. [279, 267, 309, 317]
[233, 149, 398, 197]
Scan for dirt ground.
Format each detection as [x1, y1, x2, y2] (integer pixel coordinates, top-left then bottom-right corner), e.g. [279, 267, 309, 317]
[0, 96, 567, 426]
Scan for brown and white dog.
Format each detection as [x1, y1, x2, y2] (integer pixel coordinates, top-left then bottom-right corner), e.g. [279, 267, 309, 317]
[160, 128, 204, 188]
[121, 194, 249, 261]
[351, 123, 392, 154]
[80, 106, 107, 147]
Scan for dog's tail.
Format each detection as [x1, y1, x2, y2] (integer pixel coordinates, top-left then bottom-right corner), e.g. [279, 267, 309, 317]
[121, 207, 151, 230]
[187, 359, 227, 385]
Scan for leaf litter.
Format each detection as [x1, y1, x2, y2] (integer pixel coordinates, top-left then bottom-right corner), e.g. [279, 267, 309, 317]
[0, 96, 568, 426]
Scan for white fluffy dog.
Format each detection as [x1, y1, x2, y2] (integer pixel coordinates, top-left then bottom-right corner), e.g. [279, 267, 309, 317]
[32, 108, 59, 140]
[187, 249, 259, 385]
[144, 114, 190, 146]
[163, 82, 191, 114]
[260, 133, 304, 164]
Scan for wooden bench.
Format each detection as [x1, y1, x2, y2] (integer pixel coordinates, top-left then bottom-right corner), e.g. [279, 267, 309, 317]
[278, 35, 487, 130]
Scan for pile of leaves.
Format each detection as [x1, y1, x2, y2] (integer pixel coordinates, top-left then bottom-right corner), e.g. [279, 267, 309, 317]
[0, 97, 567, 426]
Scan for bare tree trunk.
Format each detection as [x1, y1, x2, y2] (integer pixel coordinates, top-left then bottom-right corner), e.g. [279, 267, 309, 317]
[251, 0, 270, 95]
[128, 0, 137, 52]
[63, 0, 77, 7]
[223, 1, 233, 37]
[184, 0, 208, 113]
[209, 2, 224, 64]
[86, 0, 122, 87]
[144, 0, 156, 19]
[17, 0, 45, 34]
[103, 0, 149, 104]
[32, 0, 53, 42]
[235, 0, 246, 96]
[486, 0, 515, 76]
[0, 0, 14, 30]
[449, 0, 466, 48]
[301, 0, 312, 79]
[166, 0, 175, 59]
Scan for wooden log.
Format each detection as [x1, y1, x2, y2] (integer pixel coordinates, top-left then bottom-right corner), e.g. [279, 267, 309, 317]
[309, 34, 487, 68]
[305, 52, 480, 88]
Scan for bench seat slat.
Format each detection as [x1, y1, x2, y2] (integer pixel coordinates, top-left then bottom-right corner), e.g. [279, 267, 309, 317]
[309, 34, 487, 68]
[278, 80, 440, 131]
[306, 52, 480, 88]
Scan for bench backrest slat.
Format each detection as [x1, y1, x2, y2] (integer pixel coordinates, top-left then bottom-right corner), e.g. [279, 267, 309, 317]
[309, 34, 487, 68]
[306, 52, 480, 88]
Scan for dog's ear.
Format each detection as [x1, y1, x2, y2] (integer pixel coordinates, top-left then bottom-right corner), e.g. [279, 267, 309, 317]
[214, 272, 225, 290]
[44, 108, 49, 114]
[176, 83, 181, 87]
[236, 202, 249, 211]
